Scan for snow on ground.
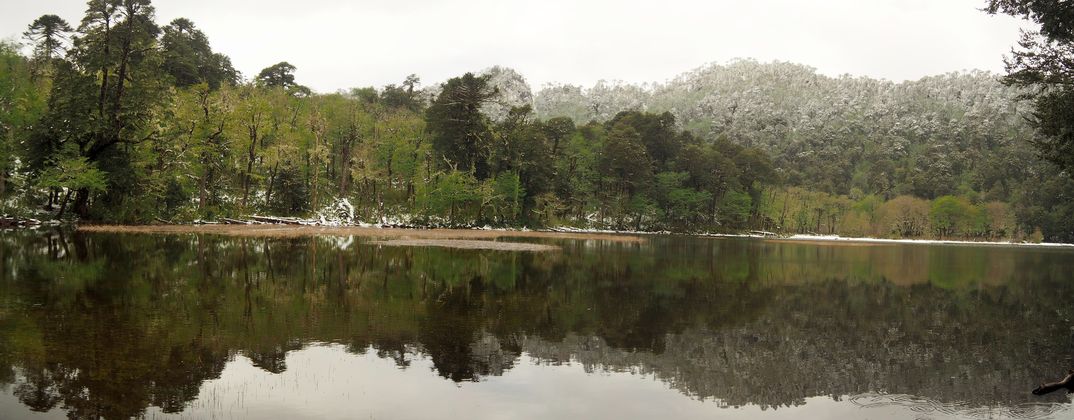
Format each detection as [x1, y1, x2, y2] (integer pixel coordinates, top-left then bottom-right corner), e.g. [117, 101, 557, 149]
[549, 227, 1074, 248]
[778, 234, 1074, 248]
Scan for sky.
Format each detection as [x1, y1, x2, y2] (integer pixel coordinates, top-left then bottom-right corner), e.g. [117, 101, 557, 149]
[1, 0, 1034, 93]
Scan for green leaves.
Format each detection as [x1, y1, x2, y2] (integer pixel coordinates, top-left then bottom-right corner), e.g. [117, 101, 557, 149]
[718, 190, 752, 228]
[160, 18, 238, 89]
[3, 1, 1068, 240]
[986, 0, 1074, 179]
[419, 170, 479, 224]
[36, 156, 108, 193]
[23, 14, 72, 68]
[985, 0, 1074, 43]
[599, 122, 651, 195]
[653, 171, 711, 230]
[426, 73, 497, 180]
[255, 62, 308, 96]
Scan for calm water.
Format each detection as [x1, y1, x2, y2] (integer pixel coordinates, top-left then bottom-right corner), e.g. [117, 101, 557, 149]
[1, 230, 1074, 419]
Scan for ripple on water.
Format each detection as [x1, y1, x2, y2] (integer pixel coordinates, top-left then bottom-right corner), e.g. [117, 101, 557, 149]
[850, 393, 1070, 420]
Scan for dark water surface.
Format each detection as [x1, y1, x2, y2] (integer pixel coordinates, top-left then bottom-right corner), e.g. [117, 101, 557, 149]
[1, 230, 1073, 419]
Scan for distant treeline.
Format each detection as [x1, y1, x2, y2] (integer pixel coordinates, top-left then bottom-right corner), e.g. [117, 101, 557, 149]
[1, 0, 1072, 241]
[762, 187, 1028, 241]
[533, 62, 1074, 241]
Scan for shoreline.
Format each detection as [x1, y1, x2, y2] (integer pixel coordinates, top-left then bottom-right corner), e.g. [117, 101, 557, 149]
[74, 224, 647, 244]
[700, 233, 1074, 248]
[69, 223, 1074, 248]
[545, 226, 1074, 247]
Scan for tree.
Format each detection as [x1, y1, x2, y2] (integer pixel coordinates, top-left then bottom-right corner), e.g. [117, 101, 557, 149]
[256, 61, 309, 95]
[485, 105, 555, 219]
[930, 196, 970, 238]
[266, 164, 308, 215]
[479, 172, 524, 224]
[986, 1, 1074, 43]
[542, 116, 574, 159]
[675, 141, 736, 225]
[256, 62, 295, 87]
[8, 6, 1065, 237]
[607, 111, 680, 171]
[719, 190, 752, 228]
[36, 0, 167, 218]
[23, 14, 72, 76]
[420, 169, 479, 225]
[160, 18, 238, 89]
[878, 195, 930, 237]
[1025, 91, 1074, 175]
[598, 122, 652, 227]
[0, 42, 45, 209]
[380, 74, 423, 112]
[986, 0, 1074, 176]
[162, 83, 234, 216]
[35, 156, 108, 218]
[425, 73, 497, 180]
[653, 171, 710, 229]
[599, 122, 651, 197]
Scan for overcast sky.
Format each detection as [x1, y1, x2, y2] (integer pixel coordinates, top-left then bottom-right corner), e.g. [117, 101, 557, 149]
[2, 0, 1033, 93]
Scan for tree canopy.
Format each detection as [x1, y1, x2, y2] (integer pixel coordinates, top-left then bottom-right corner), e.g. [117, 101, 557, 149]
[0, 0, 1071, 241]
[986, 0, 1074, 178]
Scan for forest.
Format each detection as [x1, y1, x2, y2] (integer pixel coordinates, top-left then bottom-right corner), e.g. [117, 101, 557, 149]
[2, 0, 1073, 241]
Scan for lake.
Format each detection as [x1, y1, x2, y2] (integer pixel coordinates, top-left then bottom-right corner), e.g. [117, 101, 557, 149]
[1, 229, 1073, 419]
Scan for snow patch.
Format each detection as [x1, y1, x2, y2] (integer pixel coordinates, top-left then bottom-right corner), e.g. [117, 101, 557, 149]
[314, 198, 356, 226]
[782, 234, 1074, 248]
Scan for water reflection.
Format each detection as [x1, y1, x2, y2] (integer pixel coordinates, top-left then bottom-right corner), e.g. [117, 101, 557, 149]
[0, 230, 1072, 418]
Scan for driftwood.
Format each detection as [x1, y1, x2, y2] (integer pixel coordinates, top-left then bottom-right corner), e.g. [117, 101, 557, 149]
[221, 218, 254, 225]
[250, 215, 304, 225]
[0, 217, 40, 228]
[1033, 370, 1074, 395]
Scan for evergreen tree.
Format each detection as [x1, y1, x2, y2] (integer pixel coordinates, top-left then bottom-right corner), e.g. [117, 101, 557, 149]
[425, 73, 497, 180]
[160, 18, 238, 89]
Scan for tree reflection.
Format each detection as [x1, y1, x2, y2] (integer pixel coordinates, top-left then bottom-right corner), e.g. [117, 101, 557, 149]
[0, 230, 1071, 417]
[12, 368, 61, 412]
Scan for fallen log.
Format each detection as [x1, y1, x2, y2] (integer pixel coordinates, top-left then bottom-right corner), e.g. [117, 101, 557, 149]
[250, 215, 305, 225]
[1033, 370, 1074, 395]
[0, 217, 41, 228]
[221, 217, 254, 225]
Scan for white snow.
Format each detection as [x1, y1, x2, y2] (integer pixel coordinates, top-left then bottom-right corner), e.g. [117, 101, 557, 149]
[780, 234, 1074, 248]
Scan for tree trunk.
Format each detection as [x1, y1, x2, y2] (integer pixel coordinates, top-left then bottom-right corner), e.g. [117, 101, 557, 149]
[242, 116, 259, 209]
[198, 155, 210, 210]
[56, 189, 74, 219]
[339, 144, 351, 196]
[778, 191, 789, 232]
[72, 188, 89, 218]
[97, 13, 111, 122]
[265, 160, 280, 206]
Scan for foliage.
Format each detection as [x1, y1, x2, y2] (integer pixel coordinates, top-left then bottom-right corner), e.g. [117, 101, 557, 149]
[0, 0, 1071, 241]
[35, 157, 108, 193]
[256, 61, 309, 95]
[22, 14, 72, 76]
[986, 0, 1074, 178]
[426, 73, 497, 180]
[160, 18, 238, 89]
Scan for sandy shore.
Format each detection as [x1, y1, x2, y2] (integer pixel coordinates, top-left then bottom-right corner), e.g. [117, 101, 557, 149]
[77, 224, 645, 244]
[74, 224, 1074, 248]
[704, 233, 1074, 248]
